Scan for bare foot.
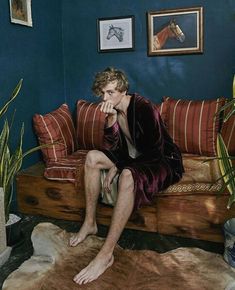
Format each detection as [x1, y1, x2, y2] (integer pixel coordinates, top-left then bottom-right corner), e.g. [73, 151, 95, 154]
[69, 222, 97, 247]
[73, 253, 114, 284]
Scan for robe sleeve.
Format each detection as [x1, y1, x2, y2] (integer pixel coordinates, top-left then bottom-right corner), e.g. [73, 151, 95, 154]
[132, 102, 164, 162]
[132, 102, 184, 177]
[103, 121, 120, 151]
[103, 120, 133, 169]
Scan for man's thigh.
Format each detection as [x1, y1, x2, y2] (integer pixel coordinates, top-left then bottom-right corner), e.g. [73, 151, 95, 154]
[86, 150, 115, 169]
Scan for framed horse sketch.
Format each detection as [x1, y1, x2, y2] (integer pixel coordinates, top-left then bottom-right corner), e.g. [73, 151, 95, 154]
[147, 7, 203, 56]
[97, 15, 135, 52]
[9, 0, 32, 27]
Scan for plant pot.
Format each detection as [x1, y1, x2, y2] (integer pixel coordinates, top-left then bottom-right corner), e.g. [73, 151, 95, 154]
[223, 218, 235, 267]
[5, 214, 23, 247]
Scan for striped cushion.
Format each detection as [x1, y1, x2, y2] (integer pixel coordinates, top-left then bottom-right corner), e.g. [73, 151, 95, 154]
[44, 150, 88, 183]
[221, 103, 235, 155]
[33, 104, 77, 163]
[155, 97, 169, 125]
[76, 100, 106, 150]
[164, 97, 224, 156]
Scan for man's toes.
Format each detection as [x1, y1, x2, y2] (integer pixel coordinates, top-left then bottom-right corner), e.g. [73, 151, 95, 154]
[70, 240, 75, 246]
[77, 274, 88, 285]
[83, 277, 92, 284]
[73, 268, 87, 283]
[70, 236, 81, 247]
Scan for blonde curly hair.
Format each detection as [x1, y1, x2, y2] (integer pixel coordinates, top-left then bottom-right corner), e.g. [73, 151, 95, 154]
[92, 67, 129, 97]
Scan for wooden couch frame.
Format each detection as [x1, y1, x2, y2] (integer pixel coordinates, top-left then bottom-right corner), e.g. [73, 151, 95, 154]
[17, 162, 235, 243]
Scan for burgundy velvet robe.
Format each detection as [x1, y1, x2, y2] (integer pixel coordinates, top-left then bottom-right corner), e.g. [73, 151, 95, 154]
[102, 94, 184, 210]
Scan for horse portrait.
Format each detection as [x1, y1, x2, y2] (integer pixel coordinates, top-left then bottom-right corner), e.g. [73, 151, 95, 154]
[9, 0, 32, 26]
[11, 0, 26, 21]
[153, 19, 185, 50]
[106, 25, 124, 42]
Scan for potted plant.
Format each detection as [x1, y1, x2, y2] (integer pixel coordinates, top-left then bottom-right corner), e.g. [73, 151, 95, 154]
[0, 79, 45, 246]
[216, 74, 235, 267]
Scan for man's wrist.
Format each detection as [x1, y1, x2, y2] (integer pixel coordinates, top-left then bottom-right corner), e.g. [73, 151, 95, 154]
[106, 114, 117, 127]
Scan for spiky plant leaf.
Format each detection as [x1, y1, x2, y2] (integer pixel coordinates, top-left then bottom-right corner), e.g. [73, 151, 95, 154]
[217, 133, 235, 208]
[0, 79, 55, 221]
[0, 79, 23, 119]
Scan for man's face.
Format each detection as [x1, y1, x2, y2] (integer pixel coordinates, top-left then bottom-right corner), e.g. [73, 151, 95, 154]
[101, 81, 126, 108]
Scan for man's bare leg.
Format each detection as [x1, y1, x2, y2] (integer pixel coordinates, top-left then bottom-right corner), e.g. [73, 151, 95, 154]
[73, 169, 135, 284]
[70, 150, 114, 246]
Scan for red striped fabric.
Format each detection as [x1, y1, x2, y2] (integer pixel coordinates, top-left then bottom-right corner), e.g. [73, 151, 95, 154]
[44, 150, 88, 183]
[76, 100, 106, 150]
[221, 103, 235, 155]
[155, 97, 169, 125]
[33, 104, 77, 163]
[164, 97, 224, 156]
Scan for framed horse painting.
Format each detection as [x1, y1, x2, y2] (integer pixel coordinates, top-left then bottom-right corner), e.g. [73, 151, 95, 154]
[9, 0, 32, 27]
[147, 7, 203, 56]
[97, 15, 135, 52]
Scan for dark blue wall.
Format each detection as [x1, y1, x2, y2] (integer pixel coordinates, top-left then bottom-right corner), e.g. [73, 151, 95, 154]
[1, 0, 234, 167]
[62, 0, 235, 109]
[0, 0, 65, 168]
[0, 0, 234, 210]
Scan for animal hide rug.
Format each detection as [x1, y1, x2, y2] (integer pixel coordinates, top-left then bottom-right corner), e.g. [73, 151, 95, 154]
[3, 222, 235, 290]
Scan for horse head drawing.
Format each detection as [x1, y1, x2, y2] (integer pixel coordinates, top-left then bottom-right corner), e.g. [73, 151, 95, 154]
[169, 20, 185, 43]
[153, 19, 185, 50]
[107, 25, 124, 42]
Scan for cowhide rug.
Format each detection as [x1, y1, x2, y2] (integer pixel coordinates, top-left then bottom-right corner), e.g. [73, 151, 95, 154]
[3, 223, 235, 290]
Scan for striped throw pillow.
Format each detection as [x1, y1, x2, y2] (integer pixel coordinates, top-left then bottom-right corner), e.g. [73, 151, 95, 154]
[164, 97, 224, 156]
[155, 97, 169, 125]
[33, 104, 77, 163]
[76, 100, 106, 150]
[221, 104, 235, 155]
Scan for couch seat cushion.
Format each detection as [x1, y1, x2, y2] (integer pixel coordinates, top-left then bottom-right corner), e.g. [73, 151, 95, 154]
[162, 154, 223, 195]
[44, 150, 88, 183]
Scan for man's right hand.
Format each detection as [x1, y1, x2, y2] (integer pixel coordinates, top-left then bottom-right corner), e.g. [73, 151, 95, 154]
[100, 101, 117, 127]
[100, 101, 117, 116]
[103, 165, 118, 193]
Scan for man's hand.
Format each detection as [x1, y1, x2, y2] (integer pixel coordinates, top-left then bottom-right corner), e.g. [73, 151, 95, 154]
[100, 101, 117, 116]
[103, 166, 118, 193]
[100, 101, 117, 127]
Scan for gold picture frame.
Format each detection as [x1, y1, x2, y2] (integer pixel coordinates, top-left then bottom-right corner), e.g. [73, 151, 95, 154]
[147, 7, 203, 56]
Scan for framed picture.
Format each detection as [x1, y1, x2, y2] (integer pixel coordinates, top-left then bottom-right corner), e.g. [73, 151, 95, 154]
[9, 0, 32, 27]
[97, 15, 135, 52]
[147, 7, 203, 56]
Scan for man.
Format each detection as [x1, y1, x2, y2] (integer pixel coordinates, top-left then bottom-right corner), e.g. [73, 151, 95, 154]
[70, 67, 184, 284]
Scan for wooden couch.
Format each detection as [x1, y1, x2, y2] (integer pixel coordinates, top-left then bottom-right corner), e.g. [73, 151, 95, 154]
[17, 153, 235, 243]
[16, 97, 235, 243]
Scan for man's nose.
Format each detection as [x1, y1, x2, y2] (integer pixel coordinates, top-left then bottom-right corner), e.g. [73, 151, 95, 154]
[103, 93, 108, 101]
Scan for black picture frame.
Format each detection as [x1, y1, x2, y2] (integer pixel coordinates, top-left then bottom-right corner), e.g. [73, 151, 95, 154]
[97, 15, 135, 52]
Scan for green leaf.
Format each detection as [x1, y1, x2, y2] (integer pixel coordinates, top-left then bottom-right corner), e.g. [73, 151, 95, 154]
[217, 133, 235, 208]
[0, 79, 23, 119]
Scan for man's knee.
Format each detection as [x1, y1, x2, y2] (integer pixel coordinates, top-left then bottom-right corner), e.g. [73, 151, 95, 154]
[85, 150, 103, 168]
[119, 169, 134, 192]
